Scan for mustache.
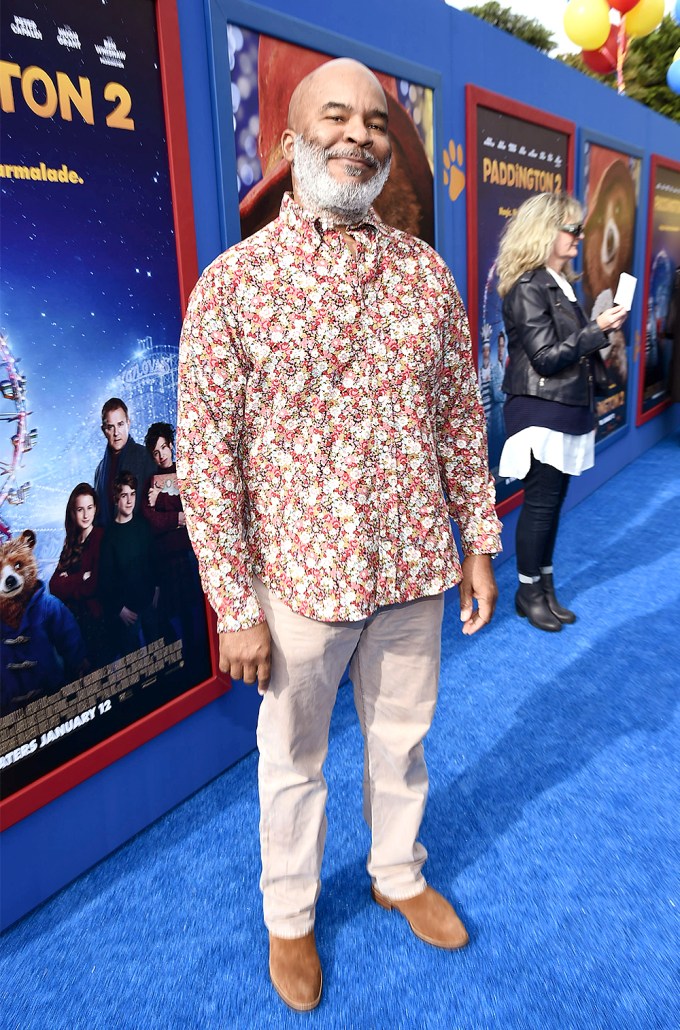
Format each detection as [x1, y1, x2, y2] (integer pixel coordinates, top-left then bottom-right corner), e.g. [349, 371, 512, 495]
[323, 146, 381, 169]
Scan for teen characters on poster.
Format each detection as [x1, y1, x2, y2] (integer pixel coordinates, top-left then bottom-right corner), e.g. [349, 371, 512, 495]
[142, 423, 207, 664]
[94, 398, 157, 525]
[99, 471, 165, 659]
[4, 408, 206, 715]
[49, 484, 108, 667]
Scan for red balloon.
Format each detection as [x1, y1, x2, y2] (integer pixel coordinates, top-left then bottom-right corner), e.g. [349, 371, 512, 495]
[607, 0, 638, 12]
[582, 24, 619, 74]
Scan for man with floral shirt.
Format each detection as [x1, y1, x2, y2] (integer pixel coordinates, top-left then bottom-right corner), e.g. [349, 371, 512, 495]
[178, 58, 501, 1012]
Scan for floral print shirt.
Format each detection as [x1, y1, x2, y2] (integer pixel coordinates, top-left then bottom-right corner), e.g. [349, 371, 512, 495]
[177, 195, 501, 632]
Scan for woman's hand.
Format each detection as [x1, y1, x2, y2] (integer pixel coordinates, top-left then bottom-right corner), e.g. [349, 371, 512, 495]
[596, 305, 628, 334]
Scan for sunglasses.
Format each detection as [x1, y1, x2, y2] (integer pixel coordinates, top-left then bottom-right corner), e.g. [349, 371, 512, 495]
[560, 222, 585, 237]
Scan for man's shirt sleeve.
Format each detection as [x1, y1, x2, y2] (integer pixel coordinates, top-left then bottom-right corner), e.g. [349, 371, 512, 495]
[435, 268, 503, 555]
[176, 261, 265, 633]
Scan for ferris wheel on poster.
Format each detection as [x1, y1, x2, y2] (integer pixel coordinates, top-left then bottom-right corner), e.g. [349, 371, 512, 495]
[0, 332, 36, 540]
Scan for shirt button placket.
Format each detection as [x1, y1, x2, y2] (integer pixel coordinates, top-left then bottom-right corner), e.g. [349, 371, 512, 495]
[381, 432, 399, 604]
[374, 352, 398, 606]
[364, 234, 397, 607]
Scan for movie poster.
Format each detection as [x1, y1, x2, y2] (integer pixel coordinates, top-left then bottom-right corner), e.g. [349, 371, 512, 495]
[581, 141, 640, 442]
[0, 0, 210, 801]
[471, 101, 570, 507]
[639, 159, 680, 419]
[226, 27, 435, 243]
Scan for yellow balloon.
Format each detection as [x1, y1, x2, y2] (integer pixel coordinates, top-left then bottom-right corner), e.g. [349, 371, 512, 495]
[624, 0, 665, 38]
[674, 46, 680, 62]
[564, 0, 611, 51]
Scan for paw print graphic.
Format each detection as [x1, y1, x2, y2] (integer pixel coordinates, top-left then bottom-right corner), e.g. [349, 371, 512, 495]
[443, 140, 465, 202]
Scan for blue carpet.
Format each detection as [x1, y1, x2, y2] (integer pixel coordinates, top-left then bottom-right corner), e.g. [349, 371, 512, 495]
[1, 433, 679, 1028]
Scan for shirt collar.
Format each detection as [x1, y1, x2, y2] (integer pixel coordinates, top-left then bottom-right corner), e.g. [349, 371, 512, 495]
[279, 192, 386, 247]
[545, 265, 577, 302]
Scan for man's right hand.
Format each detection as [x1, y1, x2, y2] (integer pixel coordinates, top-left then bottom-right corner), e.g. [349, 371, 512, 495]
[219, 622, 271, 692]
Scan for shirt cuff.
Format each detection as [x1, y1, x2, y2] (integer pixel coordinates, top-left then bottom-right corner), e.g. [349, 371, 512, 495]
[213, 590, 266, 634]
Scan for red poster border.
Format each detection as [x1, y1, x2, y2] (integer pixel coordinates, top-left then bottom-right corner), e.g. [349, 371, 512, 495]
[465, 86, 575, 517]
[0, 0, 228, 833]
[636, 152, 680, 426]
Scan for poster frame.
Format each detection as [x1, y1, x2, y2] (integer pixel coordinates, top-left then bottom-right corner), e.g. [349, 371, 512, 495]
[636, 152, 680, 427]
[577, 127, 643, 455]
[0, 0, 227, 833]
[465, 85, 575, 517]
[206, 0, 443, 253]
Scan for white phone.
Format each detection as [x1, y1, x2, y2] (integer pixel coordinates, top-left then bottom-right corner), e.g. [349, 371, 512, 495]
[613, 273, 637, 311]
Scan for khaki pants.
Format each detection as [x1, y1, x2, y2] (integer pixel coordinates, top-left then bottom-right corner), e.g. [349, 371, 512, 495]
[254, 578, 444, 938]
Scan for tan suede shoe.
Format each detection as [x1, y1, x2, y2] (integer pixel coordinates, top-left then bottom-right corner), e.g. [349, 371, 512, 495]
[371, 884, 469, 949]
[269, 930, 323, 1012]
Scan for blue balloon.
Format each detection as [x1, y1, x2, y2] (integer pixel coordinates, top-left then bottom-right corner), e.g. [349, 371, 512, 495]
[675, 0, 680, 26]
[668, 59, 680, 94]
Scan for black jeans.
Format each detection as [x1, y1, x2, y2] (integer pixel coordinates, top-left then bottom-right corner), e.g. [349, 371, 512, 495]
[516, 454, 570, 579]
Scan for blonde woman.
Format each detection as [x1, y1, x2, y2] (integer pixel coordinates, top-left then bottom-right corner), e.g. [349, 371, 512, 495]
[496, 193, 627, 631]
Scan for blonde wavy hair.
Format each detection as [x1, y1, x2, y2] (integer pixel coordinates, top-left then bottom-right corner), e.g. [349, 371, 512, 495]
[496, 192, 584, 297]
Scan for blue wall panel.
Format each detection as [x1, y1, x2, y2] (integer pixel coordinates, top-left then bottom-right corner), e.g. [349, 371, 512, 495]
[1, 683, 261, 929]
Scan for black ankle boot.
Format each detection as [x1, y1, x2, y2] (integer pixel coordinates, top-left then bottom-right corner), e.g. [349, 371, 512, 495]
[515, 582, 562, 632]
[540, 572, 576, 624]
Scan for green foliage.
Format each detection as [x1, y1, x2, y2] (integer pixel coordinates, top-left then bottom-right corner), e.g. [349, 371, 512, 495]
[624, 16, 680, 122]
[556, 51, 617, 88]
[557, 16, 680, 122]
[464, 1, 556, 54]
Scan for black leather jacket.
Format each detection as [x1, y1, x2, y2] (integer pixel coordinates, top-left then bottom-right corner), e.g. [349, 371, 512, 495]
[501, 267, 608, 405]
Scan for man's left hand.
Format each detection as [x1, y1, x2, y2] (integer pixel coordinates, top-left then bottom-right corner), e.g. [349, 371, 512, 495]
[459, 554, 498, 635]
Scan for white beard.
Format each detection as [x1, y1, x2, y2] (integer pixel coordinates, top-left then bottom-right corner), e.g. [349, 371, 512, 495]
[292, 134, 391, 223]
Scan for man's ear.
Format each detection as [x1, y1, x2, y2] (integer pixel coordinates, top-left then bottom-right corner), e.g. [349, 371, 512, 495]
[281, 129, 296, 165]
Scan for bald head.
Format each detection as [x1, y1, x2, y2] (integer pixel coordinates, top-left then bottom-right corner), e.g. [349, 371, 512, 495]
[287, 59, 387, 135]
